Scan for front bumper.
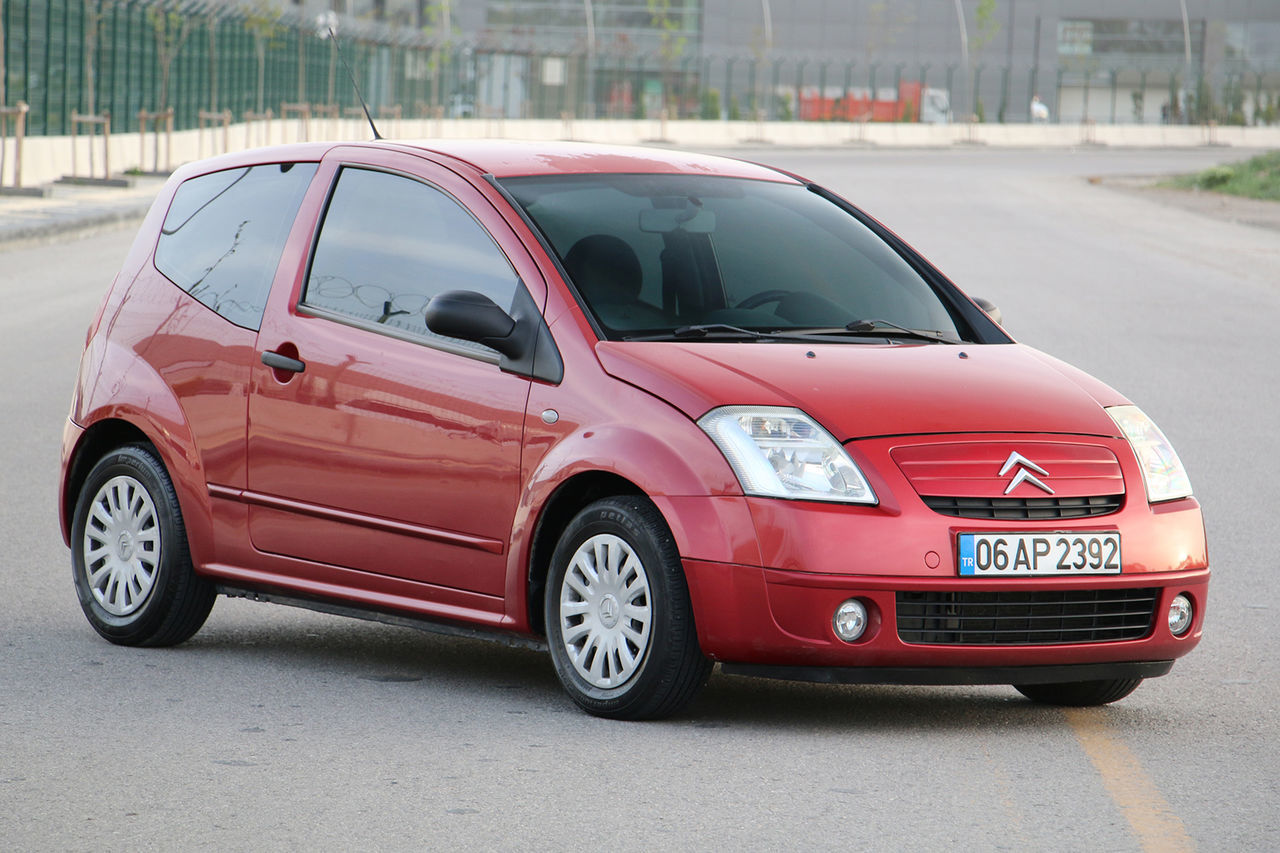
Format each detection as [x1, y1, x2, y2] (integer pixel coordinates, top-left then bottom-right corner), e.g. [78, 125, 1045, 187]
[676, 427, 1209, 681]
[683, 560, 1209, 673]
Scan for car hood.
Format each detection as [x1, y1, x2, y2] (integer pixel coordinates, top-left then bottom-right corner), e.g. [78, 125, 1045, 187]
[594, 341, 1129, 440]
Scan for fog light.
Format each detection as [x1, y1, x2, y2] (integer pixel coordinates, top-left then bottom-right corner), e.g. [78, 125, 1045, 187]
[1168, 594, 1193, 636]
[833, 599, 868, 643]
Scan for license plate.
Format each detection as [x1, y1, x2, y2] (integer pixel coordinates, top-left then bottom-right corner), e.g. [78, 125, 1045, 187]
[957, 532, 1121, 576]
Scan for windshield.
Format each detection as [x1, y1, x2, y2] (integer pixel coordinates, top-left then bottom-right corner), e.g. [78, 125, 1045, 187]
[501, 173, 966, 342]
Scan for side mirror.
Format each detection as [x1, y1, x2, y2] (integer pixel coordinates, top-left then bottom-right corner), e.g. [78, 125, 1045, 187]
[425, 288, 565, 385]
[973, 297, 1003, 326]
[425, 290, 521, 359]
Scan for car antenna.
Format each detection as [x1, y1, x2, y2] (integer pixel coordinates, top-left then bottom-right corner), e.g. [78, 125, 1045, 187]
[328, 27, 382, 140]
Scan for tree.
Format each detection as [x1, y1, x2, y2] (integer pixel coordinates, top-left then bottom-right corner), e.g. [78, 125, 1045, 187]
[1, 3, 7, 107]
[148, 3, 194, 112]
[860, 2, 915, 122]
[648, 0, 687, 116]
[865, 1, 912, 57]
[243, 1, 283, 114]
[81, 1, 122, 116]
[204, 6, 236, 113]
[700, 88, 720, 120]
[1191, 75, 1214, 124]
[969, 0, 1000, 121]
[972, 1, 999, 55]
[419, 1, 458, 113]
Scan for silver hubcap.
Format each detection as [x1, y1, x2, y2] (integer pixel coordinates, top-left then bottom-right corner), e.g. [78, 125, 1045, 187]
[558, 533, 653, 689]
[82, 475, 161, 617]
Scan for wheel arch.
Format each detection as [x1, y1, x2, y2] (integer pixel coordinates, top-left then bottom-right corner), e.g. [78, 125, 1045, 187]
[525, 471, 646, 636]
[60, 418, 155, 544]
[60, 408, 213, 575]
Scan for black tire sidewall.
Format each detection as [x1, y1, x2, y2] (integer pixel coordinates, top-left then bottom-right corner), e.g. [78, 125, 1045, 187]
[1014, 677, 1144, 706]
[70, 445, 197, 645]
[544, 496, 700, 717]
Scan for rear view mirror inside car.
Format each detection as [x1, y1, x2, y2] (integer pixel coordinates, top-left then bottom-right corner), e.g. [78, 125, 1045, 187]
[639, 207, 716, 234]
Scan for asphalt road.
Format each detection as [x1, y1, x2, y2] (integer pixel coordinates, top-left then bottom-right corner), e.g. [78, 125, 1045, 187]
[2, 147, 1276, 851]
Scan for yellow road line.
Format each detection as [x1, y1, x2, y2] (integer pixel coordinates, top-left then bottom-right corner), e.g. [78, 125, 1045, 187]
[1064, 707, 1195, 853]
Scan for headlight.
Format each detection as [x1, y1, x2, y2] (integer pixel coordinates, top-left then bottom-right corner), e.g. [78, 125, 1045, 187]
[698, 406, 877, 504]
[1107, 405, 1193, 503]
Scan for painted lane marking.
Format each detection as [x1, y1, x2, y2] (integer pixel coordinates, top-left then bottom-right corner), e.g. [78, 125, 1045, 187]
[1064, 708, 1195, 853]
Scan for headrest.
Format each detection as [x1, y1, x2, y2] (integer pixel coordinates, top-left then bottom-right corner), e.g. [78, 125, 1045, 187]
[563, 234, 643, 303]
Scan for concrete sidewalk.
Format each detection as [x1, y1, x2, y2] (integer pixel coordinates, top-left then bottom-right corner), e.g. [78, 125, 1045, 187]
[0, 176, 166, 250]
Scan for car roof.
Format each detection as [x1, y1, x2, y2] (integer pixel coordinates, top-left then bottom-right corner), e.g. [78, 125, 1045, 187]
[393, 139, 798, 182]
[167, 139, 802, 186]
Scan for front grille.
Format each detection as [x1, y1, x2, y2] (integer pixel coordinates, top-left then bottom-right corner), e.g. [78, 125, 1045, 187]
[896, 588, 1158, 646]
[921, 494, 1123, 520]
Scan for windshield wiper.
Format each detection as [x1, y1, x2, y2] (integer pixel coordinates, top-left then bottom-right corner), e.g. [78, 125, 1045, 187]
[819, 319, 960, 343]
[625, 324, 813, 342]
[625, 320, 959, 345]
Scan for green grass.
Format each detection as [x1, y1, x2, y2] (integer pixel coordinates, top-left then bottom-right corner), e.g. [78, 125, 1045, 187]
[1164, 150, 1280, 201]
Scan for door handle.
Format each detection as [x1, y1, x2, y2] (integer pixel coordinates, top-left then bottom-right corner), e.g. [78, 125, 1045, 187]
[261, 350, 306, 374]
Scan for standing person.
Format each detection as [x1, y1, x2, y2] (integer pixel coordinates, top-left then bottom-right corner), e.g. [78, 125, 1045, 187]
[1031, 94, 1050, 123]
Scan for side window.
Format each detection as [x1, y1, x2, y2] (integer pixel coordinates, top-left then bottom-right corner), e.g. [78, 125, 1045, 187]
[154, 162, 317, 330]
[303, 167, 521, 352]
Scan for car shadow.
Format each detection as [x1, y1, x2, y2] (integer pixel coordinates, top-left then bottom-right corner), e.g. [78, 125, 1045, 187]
[163, 605, 1168, 733]
[693, 671, 1060, 733]
[185, 612, 549, 675]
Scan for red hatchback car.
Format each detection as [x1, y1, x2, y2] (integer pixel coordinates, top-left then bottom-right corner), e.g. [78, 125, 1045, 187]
[59, 140, 1208, 719]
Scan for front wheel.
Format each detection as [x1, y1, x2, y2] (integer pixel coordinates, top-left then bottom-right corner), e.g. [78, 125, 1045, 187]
[545, 496, 711, 720]
[70, 444, 215, 647]
[1014, 678, 1143, 706]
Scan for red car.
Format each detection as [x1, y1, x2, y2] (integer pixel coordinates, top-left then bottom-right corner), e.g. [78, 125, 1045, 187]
[59, 140, 1208, 719]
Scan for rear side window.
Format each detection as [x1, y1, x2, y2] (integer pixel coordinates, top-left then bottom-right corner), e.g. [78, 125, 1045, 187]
[155, 162, 317, 330]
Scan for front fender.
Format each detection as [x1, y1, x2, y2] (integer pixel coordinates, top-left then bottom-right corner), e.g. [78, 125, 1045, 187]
[526, 420, 758, 554]
[528, 419, 739, 502]
[500, 376, 766, 627]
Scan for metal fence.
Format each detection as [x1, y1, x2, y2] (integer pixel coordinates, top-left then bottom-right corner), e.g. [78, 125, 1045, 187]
[3, 0, 1280, 137]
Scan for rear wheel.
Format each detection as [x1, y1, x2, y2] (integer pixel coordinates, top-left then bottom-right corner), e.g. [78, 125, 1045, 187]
[1014, 678, 1143, 706]
[545, 496, 711, 720]
[70, 444, 215, 646]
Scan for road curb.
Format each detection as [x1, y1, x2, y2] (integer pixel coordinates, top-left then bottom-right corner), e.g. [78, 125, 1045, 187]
[0, 206, 151, 251]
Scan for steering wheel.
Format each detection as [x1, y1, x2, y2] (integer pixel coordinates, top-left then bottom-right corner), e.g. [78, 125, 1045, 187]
[735, 289, 793, 310]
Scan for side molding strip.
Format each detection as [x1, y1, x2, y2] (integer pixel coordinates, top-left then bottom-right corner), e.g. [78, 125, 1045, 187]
[208, 483, 505, 554]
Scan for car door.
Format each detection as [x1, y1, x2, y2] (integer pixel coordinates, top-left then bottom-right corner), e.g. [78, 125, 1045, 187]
[245, 148, 542, 599]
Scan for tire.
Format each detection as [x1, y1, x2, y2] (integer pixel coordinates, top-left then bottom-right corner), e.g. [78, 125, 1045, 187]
[70, 444, 215, 647]
[545, 496, 711, 720]
[1014, 678, 1144, 707]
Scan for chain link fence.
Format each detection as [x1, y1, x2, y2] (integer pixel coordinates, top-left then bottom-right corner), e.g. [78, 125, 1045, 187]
[3, 0, 1280, 138]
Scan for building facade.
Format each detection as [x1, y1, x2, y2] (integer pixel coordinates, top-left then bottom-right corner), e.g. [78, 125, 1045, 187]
[4, 1, 1278, 133]
[262, 0, 1280, 122]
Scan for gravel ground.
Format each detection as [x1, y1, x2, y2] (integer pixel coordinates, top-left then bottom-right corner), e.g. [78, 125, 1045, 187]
[1096, 174, 1280, 232]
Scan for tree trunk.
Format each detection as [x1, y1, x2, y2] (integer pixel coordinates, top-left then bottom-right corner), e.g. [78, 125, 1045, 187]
[256, 42, 266, 114]
[83, 1, 101, 115]
[1, 3, 7, 107]
[208, 18, 218, 112]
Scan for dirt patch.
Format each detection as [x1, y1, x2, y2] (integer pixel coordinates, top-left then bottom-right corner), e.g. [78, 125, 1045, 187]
[1092, 174, 1280, 232]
